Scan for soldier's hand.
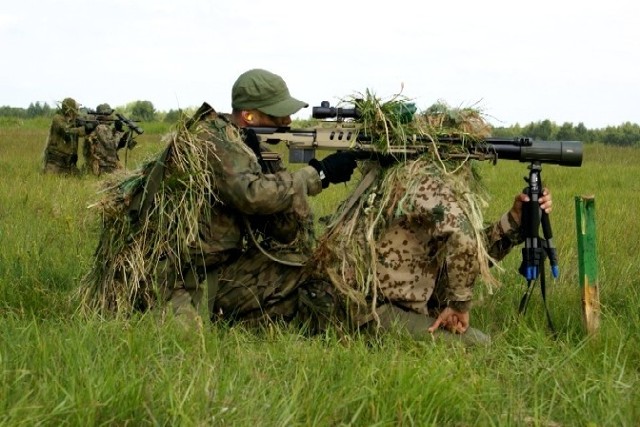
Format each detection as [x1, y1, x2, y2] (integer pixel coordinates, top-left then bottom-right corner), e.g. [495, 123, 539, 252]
[509, 187, 553, 225]
[428, 307, 469, 334]
[309, 151, 358, 188]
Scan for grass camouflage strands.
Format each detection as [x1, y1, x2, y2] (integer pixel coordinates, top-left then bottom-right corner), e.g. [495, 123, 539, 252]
[80, 115, 220, 315]
[310, 92, 500, 323]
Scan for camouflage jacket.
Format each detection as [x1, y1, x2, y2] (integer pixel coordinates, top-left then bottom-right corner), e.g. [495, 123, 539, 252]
[44, 113, 85, 159]
[188, 113, 323, 266]
[83, 123, 125, 175]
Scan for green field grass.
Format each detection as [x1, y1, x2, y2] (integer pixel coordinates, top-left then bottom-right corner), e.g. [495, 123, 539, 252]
[0, 119, 638, 426]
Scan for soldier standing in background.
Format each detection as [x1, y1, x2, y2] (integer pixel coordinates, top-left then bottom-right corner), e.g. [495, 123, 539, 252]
[42, 97, 85, 175]
[82, 103, 134, 176]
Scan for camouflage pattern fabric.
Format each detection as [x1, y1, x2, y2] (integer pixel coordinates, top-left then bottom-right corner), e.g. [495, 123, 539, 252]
[187, 115, 321, 260]
[304, 163, 525, 330]
[166, 113, 323, 314]
[210, 163, 524, 333]
[214, 247, 304, 322]
[82, 123, 126, 175]
[42, 112, 85, 175]
[373, 174, 522, 315]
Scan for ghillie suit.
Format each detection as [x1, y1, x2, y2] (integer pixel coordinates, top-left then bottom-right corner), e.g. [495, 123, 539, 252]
[304, 93, 521, 329]
[81, 105, 319, 318]
[42, 97, 85, 175]
[81, 114, 219, 315]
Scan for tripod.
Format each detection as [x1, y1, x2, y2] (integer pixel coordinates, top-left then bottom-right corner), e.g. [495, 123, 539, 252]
[518, 161, 557, 333]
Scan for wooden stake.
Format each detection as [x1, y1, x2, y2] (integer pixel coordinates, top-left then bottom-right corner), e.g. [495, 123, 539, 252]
[575, 195, 600, 335]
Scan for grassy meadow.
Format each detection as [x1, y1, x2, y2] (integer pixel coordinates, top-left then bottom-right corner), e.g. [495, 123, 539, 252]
[0, 117, 638, 426]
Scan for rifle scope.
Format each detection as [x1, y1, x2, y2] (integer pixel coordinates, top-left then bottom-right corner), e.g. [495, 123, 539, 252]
[475, 137, 583, 167]
[312, 101, 360, 120]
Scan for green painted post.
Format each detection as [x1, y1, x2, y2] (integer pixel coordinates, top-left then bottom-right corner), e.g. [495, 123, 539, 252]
[575, 195, 600, 334]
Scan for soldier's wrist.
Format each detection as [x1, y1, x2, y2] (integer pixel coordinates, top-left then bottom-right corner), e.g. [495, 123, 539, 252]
[447, 300, 471, 312]
[501, 212, 524, 244]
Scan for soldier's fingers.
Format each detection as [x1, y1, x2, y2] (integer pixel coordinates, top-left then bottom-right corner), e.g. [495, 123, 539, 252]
[428, 317, 442, 333]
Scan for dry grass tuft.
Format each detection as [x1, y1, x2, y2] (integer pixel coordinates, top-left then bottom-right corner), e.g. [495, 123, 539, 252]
[80, 116, 220, 315]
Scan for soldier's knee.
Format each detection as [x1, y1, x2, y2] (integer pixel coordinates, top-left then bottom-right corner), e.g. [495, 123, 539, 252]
[296, 278, 343, 334]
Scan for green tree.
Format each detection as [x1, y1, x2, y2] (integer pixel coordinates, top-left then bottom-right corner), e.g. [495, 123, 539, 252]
[163, 109, 183, 124]
[556, 122, 576, 141]
[575, 122, 590, 142]
[601, 122, 640, 146]
[26, 102, 52, 118]
[128, 100, 156, 122]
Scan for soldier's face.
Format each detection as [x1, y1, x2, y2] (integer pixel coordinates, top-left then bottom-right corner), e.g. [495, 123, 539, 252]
[256, 111, 291, 128]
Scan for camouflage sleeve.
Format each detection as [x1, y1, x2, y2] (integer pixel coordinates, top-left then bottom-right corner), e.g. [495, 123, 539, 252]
[48, 116, 84, 153]
[410, 177, 483, 312]
[439, 215, 480, 311]
[62, 117, 86, 138]
[484, 211, 524, 261]
[203, 119, 323, 215]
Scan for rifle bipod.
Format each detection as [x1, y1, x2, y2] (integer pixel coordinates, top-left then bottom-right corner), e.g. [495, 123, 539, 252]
[517, 161, 557, 334]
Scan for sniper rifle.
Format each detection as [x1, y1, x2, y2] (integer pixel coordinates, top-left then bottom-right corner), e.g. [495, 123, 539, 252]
[248, 101, 583, 167]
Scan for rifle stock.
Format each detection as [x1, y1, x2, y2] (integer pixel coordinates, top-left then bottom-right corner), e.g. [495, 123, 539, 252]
[249, 125, 583, 167]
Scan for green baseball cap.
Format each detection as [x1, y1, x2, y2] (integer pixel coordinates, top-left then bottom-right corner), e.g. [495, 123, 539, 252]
[232, 69, 308, 117]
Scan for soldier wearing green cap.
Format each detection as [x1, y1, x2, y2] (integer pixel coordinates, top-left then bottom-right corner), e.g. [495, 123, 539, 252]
[164, 68, 360, 321]
[84, 69, 359, 325]
[231, 68, 309, 120]
[42, 97, 86, 175]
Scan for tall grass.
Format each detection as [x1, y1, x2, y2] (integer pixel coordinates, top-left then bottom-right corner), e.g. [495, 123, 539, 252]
[0, 119, 638, 425]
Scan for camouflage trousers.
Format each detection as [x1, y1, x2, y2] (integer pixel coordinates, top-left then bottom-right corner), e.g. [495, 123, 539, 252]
[165, 249, 490, 344]
[82, 139, 121, 176]
[168, 247, 343, 333]
[43, 150, 79, 175]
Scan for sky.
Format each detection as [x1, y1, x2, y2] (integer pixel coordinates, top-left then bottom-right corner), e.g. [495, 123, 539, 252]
[1, 0, 638, 129]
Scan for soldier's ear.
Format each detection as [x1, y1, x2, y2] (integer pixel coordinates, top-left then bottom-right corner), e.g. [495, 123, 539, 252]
[241, 110, 254, 124]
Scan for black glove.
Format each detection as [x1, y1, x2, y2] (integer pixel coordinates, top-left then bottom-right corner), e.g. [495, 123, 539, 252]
[84, 121, 96, 133]
[309, 151, 357, 188]
[114, 119, 124, 132]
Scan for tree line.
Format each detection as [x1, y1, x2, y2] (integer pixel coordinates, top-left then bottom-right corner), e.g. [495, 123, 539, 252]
[0, 101, 162, 123]
[2, 102, 640, 147]
[492, 119, 640, 147]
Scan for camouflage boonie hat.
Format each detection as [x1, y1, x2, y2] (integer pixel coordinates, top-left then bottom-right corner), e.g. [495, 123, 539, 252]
[61, 97, 78, 114]
[232, 68, 308, 117]
[96, 103, 114, 115]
